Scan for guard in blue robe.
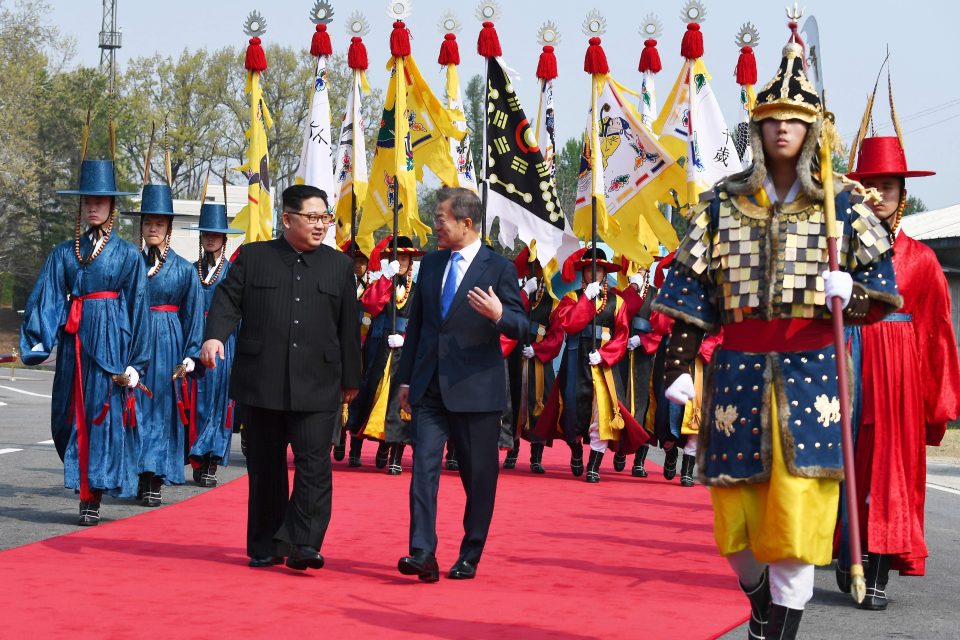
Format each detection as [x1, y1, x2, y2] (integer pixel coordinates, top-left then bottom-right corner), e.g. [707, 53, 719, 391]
[124, 184, 204, 506]
[19, 159, 151, 526]
[186, 203, 243, 487]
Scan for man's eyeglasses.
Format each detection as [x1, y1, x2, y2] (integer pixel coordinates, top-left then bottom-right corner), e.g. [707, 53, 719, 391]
[286, 211, 335, 225]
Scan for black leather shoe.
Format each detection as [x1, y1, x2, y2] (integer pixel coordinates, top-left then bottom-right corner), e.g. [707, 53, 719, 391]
[332, 443, 346, 461]
[445, 457, 459, 471]
[503, 453, 517, 469]
[632, 445, 649, 477]
[398, 550, 440, 583]
[569, 443, 584, 477]
[375, 442, 390, 469]
[78, 500, 100, 526]
[448, 559, 477, 580]
[248, 556, 284, 568]
[285, 545, 325, 571]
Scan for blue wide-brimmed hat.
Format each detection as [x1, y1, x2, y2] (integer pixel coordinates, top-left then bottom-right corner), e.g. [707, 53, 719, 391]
[122, 184, 182, 217]
[57, 160, 138, 197]
[187, 203, 243, 234]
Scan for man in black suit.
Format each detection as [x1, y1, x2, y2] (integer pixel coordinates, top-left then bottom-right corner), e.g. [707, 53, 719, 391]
[396, 187, 526, 582]
[200, 185, 360, 571]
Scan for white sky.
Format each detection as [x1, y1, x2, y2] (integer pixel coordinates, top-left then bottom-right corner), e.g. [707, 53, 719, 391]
[50, 0, 957, 209]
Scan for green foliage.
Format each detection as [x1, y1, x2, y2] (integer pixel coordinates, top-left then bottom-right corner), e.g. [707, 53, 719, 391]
[464, 74, 485, 179]
[903, 194, 927, 217]
[555, 137, 583, 223]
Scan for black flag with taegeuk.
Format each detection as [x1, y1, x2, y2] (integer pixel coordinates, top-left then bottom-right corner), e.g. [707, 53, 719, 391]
[484, 57, 577, 269]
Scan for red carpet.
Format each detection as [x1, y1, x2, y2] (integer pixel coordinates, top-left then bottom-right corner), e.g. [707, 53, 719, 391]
[1, 445, 747, 638]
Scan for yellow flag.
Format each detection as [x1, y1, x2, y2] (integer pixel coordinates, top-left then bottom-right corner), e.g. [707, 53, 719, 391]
[231, 70, 274, 244]
[357, 56, 466, 255]
[572, 75, 682, 267]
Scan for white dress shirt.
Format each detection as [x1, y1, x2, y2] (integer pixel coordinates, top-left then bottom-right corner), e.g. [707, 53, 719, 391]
[441, 236, 483, 294]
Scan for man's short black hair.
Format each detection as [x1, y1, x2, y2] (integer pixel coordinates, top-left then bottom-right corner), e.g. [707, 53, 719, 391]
[436, 187, 482, 226]
[283, 184, 328, 213]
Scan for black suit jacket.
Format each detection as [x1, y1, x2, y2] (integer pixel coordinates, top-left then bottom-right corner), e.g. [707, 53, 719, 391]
[396, 244, 526, 412]
[205, 236, 361, 412]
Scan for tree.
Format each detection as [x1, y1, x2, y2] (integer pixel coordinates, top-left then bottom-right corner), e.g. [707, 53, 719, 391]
[554, 137, 582, 222]
[464, 74, 484, 176]
[904, 195, 926, 217]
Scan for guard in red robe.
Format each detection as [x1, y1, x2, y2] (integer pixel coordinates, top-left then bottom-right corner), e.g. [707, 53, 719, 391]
[838, 90, 960, 610]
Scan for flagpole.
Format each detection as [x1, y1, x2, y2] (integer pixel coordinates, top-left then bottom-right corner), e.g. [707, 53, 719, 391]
[478, 17, 502, 245]
[391, 175, 399, 335]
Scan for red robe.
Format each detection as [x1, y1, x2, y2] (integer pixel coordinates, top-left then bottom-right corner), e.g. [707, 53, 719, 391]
[855, 232, 960, 576]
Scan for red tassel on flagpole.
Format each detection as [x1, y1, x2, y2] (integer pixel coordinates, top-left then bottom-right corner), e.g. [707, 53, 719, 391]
[638, 39, 662, 73]
[311, 24, 333, 57]
[736, 46, 757, 85]
[390, 20, 411, 58]
[438, 33, 460, 65]
[347, 36, 368, 71]
[584, 37, 609, 75]
[536, 45, 558, 81]
[680, 23, 704, 60]
[514, 247, 531, 279]
[245, 36, 268, 72]
[477, 21, 502, 58]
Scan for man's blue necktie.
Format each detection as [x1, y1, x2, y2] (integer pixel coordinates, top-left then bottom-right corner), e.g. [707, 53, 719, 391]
[440, 251, 462, 319]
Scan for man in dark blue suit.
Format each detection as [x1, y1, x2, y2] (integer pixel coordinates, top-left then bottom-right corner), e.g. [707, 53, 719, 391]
[396, 187, 526, 582]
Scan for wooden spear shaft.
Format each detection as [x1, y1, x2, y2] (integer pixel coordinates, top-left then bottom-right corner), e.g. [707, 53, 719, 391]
[820, 106, 866, 604]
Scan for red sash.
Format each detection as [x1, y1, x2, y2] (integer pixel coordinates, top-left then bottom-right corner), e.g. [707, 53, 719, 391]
[722, 318, 833, 353]
[150, 305, 179, 312]
[64, 291, 119, 501]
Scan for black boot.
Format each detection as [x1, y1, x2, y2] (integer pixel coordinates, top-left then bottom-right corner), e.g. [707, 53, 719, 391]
[445, 444, 459, 470]
[192, 459, 204, 485]
[585, 449, 603, 483]
[200, 459, 219, 488]
[740, 568, 771, 640]
[612, 451, 627, 472]
[333, 429, 347, 461]
[387, 443, 405, 476]
[663, 446, 679, 481]
[78, 492, 102, 527]
[835, 554, 867, 594]
[348, 436, 363, 467]
[767, 604, 802, 640]
[569, 442, 584, 477]
[136, 473, 149, 500]
[375, 441, 390, 469]
[680, 453, 696, 487]
[530, 443, 545, 474]
[143, 475, 162, 507]
[860, 552, 891, 611]
[503, 440, 519, 470]
[631, 445, 649, 478]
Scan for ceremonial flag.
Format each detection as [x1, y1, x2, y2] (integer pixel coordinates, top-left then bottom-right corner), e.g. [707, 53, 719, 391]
[573, 71, 682, 266]
[358, 22, 465, 254]
[482, 51, 579, 272]
[733, 25, 760, 164]
[438, 32, 477, 191]
[636, 21, 664, 127]
[295, 24, 337, 246]
[333, 36, 371, 246]
[534, 38, 559, 180]
[231, 34, 274, 244]
[653, 21, 742, 209]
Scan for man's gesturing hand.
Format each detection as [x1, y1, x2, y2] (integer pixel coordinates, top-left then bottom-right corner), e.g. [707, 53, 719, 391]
[200, 339, 225, 369]
[466, 286, 503, 322]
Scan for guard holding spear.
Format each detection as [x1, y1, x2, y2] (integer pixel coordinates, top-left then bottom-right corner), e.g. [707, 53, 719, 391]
[653, 10, 901, 638]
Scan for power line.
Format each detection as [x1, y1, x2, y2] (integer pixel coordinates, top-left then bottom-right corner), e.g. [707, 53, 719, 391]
[843, 96, 960, 138]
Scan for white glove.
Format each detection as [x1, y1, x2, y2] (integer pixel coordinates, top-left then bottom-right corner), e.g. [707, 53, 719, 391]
[823, 270, 853, 310]
[584, 281, 601, 300]
[387, 334, 405, 349]
[522, 345, 535, 359]
[627, 335, 642, 351]
[665, 373, 696, 405]
[588, 350, 602, 366]
[31, 342, 44, 352]
[523, 278, 539, 295]
[124, 366, 140, 389]
[628, 273, 645, 288]
[380, 259, 400, 279]
[181, 357, 196, 373]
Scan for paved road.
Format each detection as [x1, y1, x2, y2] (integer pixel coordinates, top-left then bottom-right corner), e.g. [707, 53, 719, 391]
[0, 369, 245, 550]
[1, 372, 957, 638]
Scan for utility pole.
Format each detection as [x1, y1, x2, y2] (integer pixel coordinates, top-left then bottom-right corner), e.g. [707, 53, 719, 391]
[98, 0, 121, 93]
